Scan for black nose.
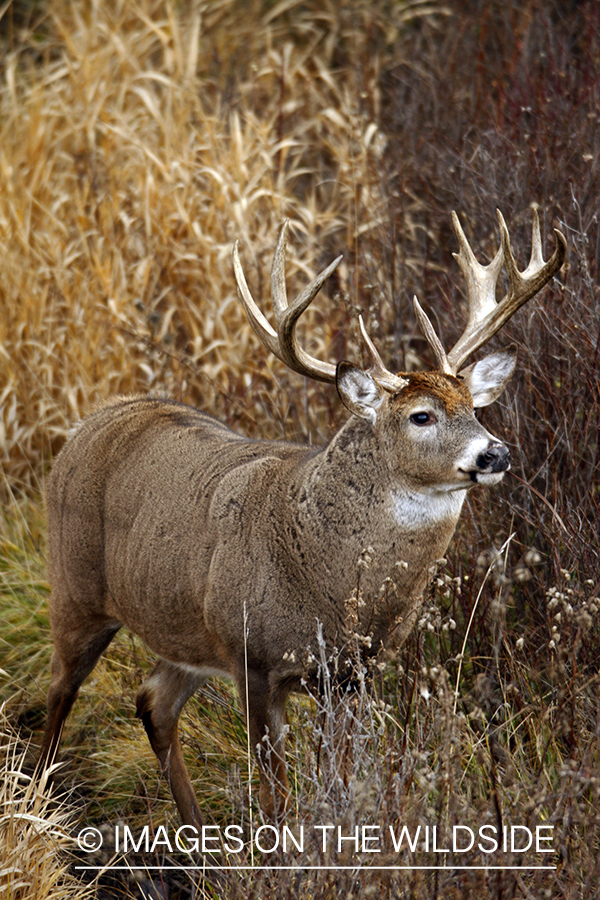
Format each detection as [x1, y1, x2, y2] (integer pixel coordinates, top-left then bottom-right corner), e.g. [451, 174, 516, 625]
[477, 444, 511, 472]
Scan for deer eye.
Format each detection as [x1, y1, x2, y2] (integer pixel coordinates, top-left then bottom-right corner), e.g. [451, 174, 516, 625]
[410, 411, 436, 426]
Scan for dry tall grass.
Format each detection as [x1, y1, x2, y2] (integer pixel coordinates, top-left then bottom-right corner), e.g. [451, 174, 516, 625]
[1, 0, 599, 898]
[0, 705, 95, 900]
[0, 0, 418, 493]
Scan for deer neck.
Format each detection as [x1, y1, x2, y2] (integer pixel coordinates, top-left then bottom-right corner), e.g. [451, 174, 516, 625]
[290, 416, 466, 645]
[300, 415, 466, 538]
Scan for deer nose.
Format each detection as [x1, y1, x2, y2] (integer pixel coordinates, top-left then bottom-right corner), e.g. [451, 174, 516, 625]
[477, 443, 511, 472]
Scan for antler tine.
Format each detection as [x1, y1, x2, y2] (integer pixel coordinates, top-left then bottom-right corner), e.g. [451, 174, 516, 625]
[233, 240, 281, 358]
[446, 209, 567, 374]
[451, 210, 504, 333]
[358, 316, 408, 391]
[233, 221, 342, 383]
[412, 296, 453, 375]
[521, 207, 545, 276]
[270, 220, 291, 327]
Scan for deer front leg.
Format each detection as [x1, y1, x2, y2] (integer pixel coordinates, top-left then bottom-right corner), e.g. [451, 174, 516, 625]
[136, 660, 205, 828]
[38, 618, 122, 776]
[238, 668, 291, 822]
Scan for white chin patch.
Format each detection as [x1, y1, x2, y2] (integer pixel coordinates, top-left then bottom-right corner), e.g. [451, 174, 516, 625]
[474, 471, 506, 486]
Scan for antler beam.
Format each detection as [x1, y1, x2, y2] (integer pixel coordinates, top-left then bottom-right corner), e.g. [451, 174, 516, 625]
[445, 209, 567, 374]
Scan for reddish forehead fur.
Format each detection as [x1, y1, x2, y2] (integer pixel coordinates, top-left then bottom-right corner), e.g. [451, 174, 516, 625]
[395, 371, 473, 415]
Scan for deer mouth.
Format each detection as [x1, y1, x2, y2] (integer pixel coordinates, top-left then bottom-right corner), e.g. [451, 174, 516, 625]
[464, 468, 507, 486]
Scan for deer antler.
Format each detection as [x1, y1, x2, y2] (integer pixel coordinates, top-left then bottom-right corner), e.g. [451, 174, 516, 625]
[234, 212, 565, 390]
[233, 221, 340, 383]
[357, 316, 408, 391]
[437, 209, 567, 375]
[233, 220, 406, 390]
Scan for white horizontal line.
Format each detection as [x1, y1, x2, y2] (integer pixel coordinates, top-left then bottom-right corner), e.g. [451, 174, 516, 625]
[75, 865, 557, 871]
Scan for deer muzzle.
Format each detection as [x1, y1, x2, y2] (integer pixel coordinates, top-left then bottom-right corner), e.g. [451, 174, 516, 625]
[476, 442, 511, 473]
[465, 442, 511, 486]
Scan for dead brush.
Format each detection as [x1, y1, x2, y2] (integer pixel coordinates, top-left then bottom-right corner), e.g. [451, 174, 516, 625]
[0, 705, 94, 900]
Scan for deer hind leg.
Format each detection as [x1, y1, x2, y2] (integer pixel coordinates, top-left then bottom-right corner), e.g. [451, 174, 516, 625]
[136, 660, 205, 828]
[238, 668, 291, 822]
[38, 617, 122, 773]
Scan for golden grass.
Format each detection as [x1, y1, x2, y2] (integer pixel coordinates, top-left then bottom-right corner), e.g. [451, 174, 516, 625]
[0, 705, 94, 900]
[0, 0, 426, 494]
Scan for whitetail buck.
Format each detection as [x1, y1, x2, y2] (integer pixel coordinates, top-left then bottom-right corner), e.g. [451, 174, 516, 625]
[39, 210, 565, 824]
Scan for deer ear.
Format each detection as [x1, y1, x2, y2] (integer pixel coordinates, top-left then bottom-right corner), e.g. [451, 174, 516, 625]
[458, 347, 517, 407]
[336, 362, 385, 425]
